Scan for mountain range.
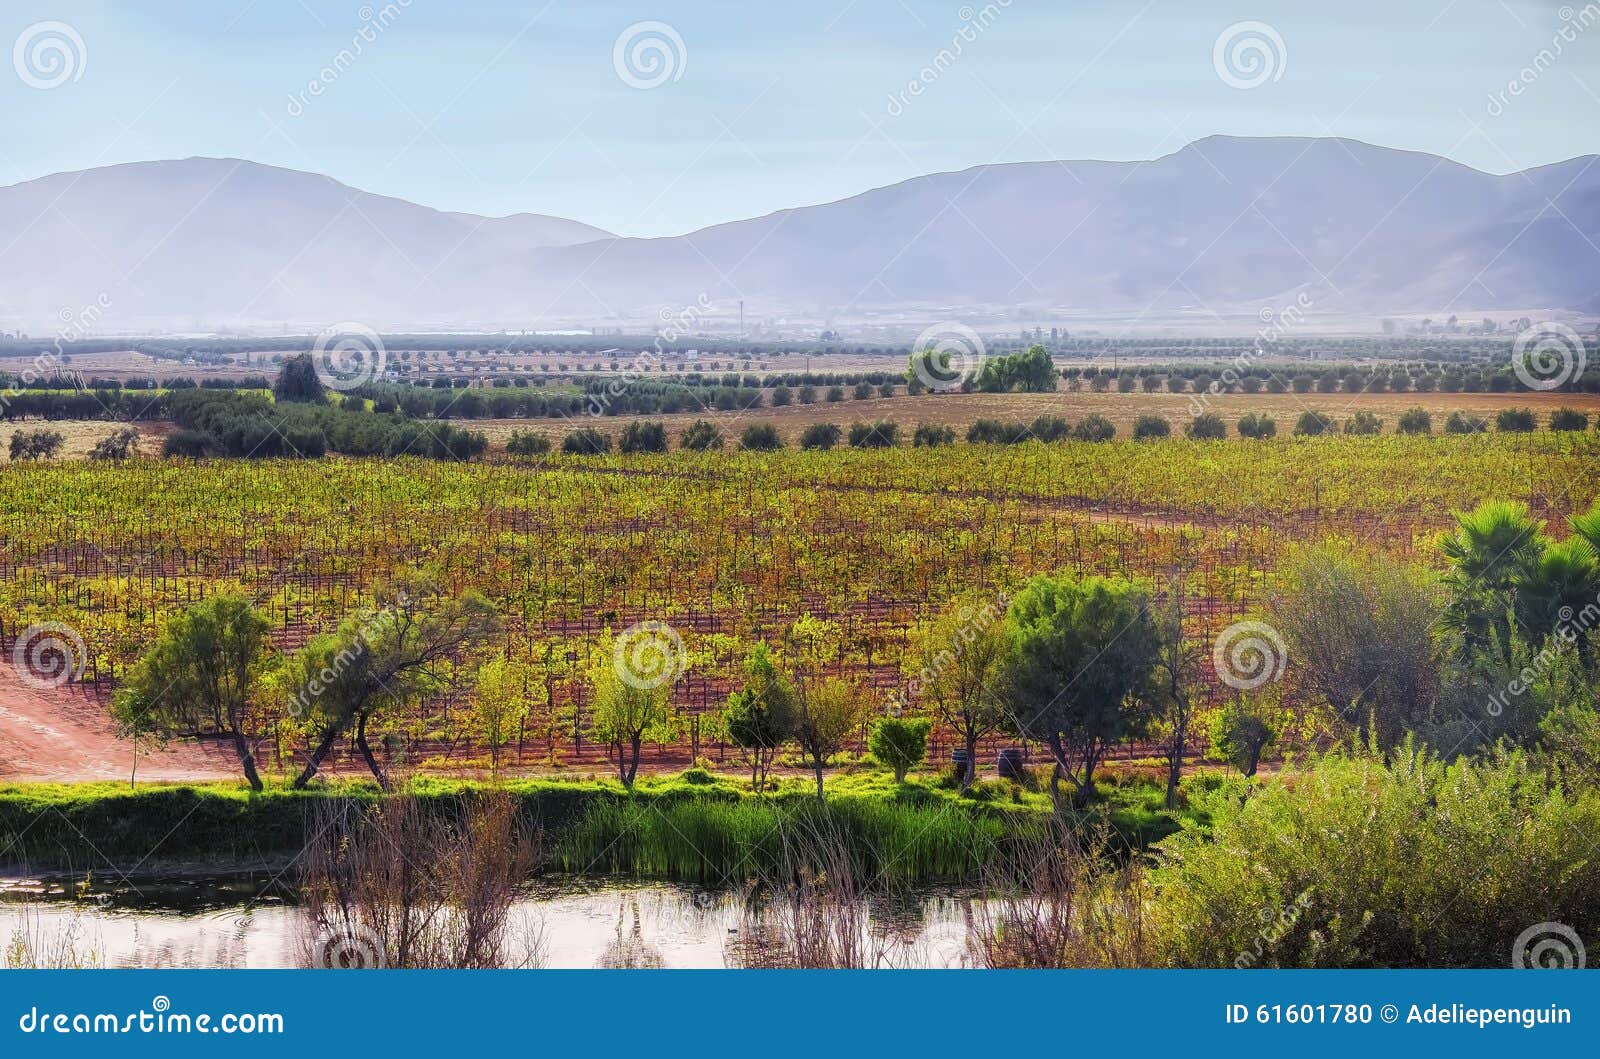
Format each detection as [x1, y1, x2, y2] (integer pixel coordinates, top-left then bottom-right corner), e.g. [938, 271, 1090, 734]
[2, 136, 1595, 332]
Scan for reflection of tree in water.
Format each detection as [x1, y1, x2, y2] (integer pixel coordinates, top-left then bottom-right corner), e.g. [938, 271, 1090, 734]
[595, 897, 665, 969]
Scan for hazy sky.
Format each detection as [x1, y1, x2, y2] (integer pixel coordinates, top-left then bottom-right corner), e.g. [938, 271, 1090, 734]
[3, 0, 1596, 236]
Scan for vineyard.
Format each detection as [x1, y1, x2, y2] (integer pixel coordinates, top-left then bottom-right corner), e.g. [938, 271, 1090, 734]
[2, 431, 1596, 774]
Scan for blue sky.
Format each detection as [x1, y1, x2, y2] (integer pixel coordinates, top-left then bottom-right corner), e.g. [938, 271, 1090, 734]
[2, 0, 1596, 236]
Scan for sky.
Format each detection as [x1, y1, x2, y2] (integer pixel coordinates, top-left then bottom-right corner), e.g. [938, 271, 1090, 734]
[1, 0, 1597, 237]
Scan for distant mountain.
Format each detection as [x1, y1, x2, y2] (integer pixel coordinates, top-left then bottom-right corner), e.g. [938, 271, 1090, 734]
[2, 138, 1596, 331]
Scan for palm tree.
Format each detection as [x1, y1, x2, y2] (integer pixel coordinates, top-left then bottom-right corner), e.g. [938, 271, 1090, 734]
[1437, 501, 1546, 668]
[1513, 536, 1600, 665]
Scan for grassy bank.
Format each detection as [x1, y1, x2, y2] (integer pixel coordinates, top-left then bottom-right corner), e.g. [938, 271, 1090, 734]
[0, 768, 1198, 881]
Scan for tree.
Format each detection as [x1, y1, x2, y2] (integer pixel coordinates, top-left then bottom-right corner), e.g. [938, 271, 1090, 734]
[869, 717, 930, 782]
[1437, 501, 1545, 671]
[800, 423, 841, 450]
[273, 352, 327, 403]
[723, 643, 797, 791]
[739, 424, 782, 451]
[1151, 580, 1204, 809]
[618, 420, 668, 454]
[88, 427, 141, 461]
[1186, 414, 1227, 440]
[112, 595, 272, 790]
[1267, 542, 1443, 744]
[1002, 574, 1162, 809]
[793, 677, 873, 800]
[908, 592, 1010, 790]
[587, 631, 678, 789]
[472, 657, 536, 775]
[1207, 693, 1281, 777]
[9, 429, 65, 461]
[288, 575, 499, 789]
[679, 419, 724, 451]
[1511, 536, 1600, 665]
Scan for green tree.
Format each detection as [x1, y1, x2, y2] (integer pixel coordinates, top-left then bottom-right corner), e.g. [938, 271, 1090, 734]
[908, 592, 1010, 790]
[793, 677, 873, 800]
[112, 594, 272, 790]
[587, 631, 678, 789]
[273, 352, 327, 403]
[869, 716, 931, 782]
[1002, 574, 1162, 809]
[473, 656, 536, 775]
[722, 642, 797, 791]
[1437, 501, 1546, 670]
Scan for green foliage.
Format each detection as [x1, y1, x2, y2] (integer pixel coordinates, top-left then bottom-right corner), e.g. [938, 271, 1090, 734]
[976, 345, 1057, 393]
[618, 420, 668, 454]
[1397, 407, 1432, 434]
[1496, 407, 1537, 433]
[1343, 411, 1382, 436]
[800, 423, 841, 450]
[1549, 407, 1589, 432]
[739, 423, 783, 451]
[1132, 415, 1171, 440]
[87, 428, 141, 461]
[1292, 411, 1333, 436]
[1445, 411, 1487, 434]
[1070, 414, 1115, 442]
[912, 423, 956, 447]
[505, 430, 551, 457]
[1206, 695, 1281, 776]
[723, 642, 799, 789]
[1185, 413, 1227, 440]
[678, 419, 724, 451]
[9, 429, 65, 461]
[848, 421, 899, 448]
[1236, 413, 1275, 439]
[272, 352, 328, 404]
[562, 427, 612, 455]
[869, 717, 931, 782]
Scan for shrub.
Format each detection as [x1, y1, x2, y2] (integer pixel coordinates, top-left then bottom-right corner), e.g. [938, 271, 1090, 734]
[739, 423, 783, 451]
[966, 419, 1029, 445]
[618, 420, 669, 454]
[852, 381, 873, 400]
[1548, 407, 1589, 431]
[1495, 408, 1537, 433]
[798, 385, 818, 405]
[848, 421, 899, 448]
[161, 429, 222, 459]
[1029, 415, 1070, 442]
[1185, 413, 1227, 440]
[825, 386, 845, 403]
[869, 717, 932, 783]
[1396, 407, 1432, 435]
[1292, 411, 1334, 436]
[676, 420, 722, 451]
[912, 423, 956, 447]
[87, 427, 142, 461]
[8, 428, 66, 461]
[1445, 411, 1487, 434]
[1343, 411, 1383, 436]
[1131, 415, 1171, 440]
[800, 423, 842, 450]
[562, 427, 612, 455]
[770, 386, 792, 407]
[505, 430, 552, 457]
[1236, 413, 1276, 439]
[1070, 414, 1115, 442]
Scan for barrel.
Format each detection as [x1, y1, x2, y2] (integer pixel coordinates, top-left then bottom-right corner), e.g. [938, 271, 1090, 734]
[951, 747, 971, 779]
[997, 747, 1026, 781]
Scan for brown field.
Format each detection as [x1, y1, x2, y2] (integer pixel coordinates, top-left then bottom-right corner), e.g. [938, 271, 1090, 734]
[473, 388, 1600, 448]
[4, 420, 172, 459]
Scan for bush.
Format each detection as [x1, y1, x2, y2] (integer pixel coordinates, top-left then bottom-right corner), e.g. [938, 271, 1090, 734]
[1343, 411, 1382, 435]
[869, 717, 932, 783]
[562, 427, 612, 455]
[800, 423, 842, 450]
[912, 423, 956, 447]
[1185, 413, 1227, 440]
[1131, 415, 1171, 440]
[9, 428, 66, 461]
[966, 419, 1029, 445]
[1236, 413, 1276, 439]
[1495, 408, 1537, 433]
[505, 430, 551, 457]
[1029, 415, 1070, 442]
[1292, 411, 1334, 436]
[618, 420, 669, 454]
[1071, 414, 1115, 442]
[1548, 407, 1589, 431]
[1397, 407, 1432, 435]
[825, 386, 845, 403]
[797, 385, 818, 405]
[770, 386, 792, 407]
[161, 429, 222, 459]
[1445, 411, 1488, 434]
[848, 421, 899, 448]
[739, 423, 783, 451]
[679, 420, 724, 451]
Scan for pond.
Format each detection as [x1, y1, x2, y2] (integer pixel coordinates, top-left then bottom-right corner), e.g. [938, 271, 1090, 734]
[0, 874, 980, 969]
